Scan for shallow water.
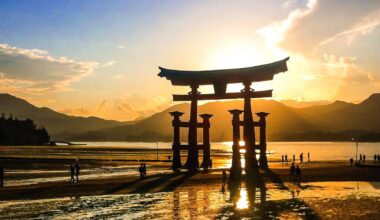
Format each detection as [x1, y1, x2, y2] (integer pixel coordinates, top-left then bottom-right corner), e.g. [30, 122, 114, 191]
[75, 141, 380, 161]
[1, 141, 380, 187]
[2, 141, 380, 161]
[0, 181, 379, 219]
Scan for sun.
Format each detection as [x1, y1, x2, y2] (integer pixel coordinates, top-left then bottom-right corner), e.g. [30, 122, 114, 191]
[206, 42, 267, 70]
[204, 42, 274, 92]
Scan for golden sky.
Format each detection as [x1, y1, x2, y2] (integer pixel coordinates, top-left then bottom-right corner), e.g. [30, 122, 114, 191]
[0, 0, 380, 121]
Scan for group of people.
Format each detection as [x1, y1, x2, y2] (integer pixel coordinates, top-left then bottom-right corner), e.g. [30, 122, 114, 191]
[290, 163, 302, 182]
[281, 152, 310, 163]
[359, 154, 367, 163]
[139, 163, 147, 179]
[69, 162, 80, 183]
[358, 153, 380, 163]
[350, 154, 380, 166]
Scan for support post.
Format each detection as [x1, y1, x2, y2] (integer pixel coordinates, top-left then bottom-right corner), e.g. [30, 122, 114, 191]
[256, 112, 269, 168]
[229, 109, 243, 179]
[170, 111, 184, 170]
[184, 84, 200, 171]
[242, 82, 259, 175]
[200, 114, 212, 170]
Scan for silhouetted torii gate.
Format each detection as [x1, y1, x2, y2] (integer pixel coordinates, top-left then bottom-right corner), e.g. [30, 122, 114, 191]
[158, 57, 289, 174]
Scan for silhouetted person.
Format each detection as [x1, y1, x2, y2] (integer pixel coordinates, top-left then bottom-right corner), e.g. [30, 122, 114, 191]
[222, 170, 227, 183]
[142, 163, 147, 178]
[350, 158, 354, 167]
[308, 152, 310, 162]
[290, 163, 296, 181]
[359, 154, 362, 162]
[281, 155, 284, 163]
[374, 154, 377, 163]
[69, 164, 75, 182]
[285, 154, 288, 162]
[363, 154, 366, 163]
[75, 162, 80, 182]
[296, 165, 301, 182]
[139, 163, 143, 180]
[300, 153, 303, 163]
[293, 154, 295, 162]
[0, 166, 4, 187]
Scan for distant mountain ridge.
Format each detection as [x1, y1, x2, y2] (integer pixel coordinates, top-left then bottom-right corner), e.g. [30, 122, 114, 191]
[0, 93, 129, 138]
[1, 93, 380, 142]
[68, 93, 380, 142]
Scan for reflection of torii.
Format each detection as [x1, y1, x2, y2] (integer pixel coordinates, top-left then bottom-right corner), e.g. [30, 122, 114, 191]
[159, 57, 289, 172]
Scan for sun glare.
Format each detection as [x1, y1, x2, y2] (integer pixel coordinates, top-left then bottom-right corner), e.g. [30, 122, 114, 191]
[207, 43, 266, 70]
[205, 42, 274, 93]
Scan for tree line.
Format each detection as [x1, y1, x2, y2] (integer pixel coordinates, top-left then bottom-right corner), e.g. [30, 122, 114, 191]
[0, 113, 50, 145]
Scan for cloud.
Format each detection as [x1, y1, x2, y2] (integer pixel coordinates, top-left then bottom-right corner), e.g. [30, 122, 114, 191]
[319, 9, 380, 45]
[0, 43, 98, 93]
[257, 0, 318, 53]
[60, 95, 171, 121]
[258, 1, 380, 55]
[117, 45, 125, 49]
[258, 0, 380, 102]
[112, 74, 124, 79]
[101, 60, 116, 68]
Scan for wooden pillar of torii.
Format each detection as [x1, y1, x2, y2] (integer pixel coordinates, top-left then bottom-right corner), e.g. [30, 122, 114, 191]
[169, 110, 212, 171]
[158, 57, 289, 173]
[229, 109, 269, 178]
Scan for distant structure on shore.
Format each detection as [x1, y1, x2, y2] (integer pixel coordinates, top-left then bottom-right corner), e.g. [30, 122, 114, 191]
[0, 113, 50, 145]
[159, 57, 289, 175]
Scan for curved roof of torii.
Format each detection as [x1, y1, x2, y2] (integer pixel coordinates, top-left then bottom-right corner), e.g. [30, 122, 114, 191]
[158, 57, 289, 86]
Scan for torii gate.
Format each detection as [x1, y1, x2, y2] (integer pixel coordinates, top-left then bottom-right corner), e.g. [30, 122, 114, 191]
[158, 57, 289, 174]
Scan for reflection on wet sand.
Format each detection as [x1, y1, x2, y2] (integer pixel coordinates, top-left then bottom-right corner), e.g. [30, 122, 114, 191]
[217, 171, 319, 219]
[0, 176, 379, 219]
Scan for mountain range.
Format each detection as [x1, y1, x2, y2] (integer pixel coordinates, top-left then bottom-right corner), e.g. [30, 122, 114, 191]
[1, 93, 380, 142]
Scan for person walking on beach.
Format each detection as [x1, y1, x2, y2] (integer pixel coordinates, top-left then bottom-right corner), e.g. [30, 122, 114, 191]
[0, 166, 4, 187]
[359, 154, 362, 162]
[290, 163, 296, 181]
[363, 154, 366, 163]
[308, 152, 310, 162]
[293, 154, 296, 162]
[222, 170, 227, 183]
[300, 153, 304, 163]
[281, 155, 284, 163]
[69, 164, 75, 182]
[139, 163, 143, 180]
[142, 163, 147, 178]
[350, 158, 354, 166]
[374, 154, 377, 163]
[285, 154, 288, 162]
[296, 165, 301, 182]
[74, 162, 80, 182]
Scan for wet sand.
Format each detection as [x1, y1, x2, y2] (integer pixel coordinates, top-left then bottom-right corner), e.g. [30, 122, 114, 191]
[1, 160, 379, 201]
[1, 143, 380, 219]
